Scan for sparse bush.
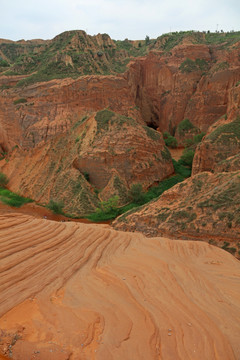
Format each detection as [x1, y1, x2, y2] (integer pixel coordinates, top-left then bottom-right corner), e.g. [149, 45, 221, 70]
[184, 138, 194, 148]
[145, 35, 150, 45]
[213, 61, 229, 72]
[47, 200, 64, 214]
[13, 98, 27, 105]
[163, 132, 178, 148]
[172, 159, 191, 177]
[180, 58, 198, 73]
[193, 132, 206, 143]
[95, 109, 114, 133]
[87, 195, 120, 221]
[177, 118, 195, 133]
[0, 59, 9, 67]
[128, 183, 144, 204]
[178, 148, 195, 167]
[0, 172, 9, 187]
[180, 58, 208, 73]
[98, 195, 119, 213]
[83, 172, 90, 181]
[223, 245, 237, 255]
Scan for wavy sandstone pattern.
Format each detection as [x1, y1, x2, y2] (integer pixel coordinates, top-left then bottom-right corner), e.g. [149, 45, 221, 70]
[0, 214, 240, 359]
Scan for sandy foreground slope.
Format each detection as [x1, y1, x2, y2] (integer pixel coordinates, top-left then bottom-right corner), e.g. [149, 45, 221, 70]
[0, 213, 240, 360]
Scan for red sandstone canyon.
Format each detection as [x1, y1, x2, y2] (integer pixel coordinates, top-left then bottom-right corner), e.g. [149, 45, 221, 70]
[0, 30, 240, 359]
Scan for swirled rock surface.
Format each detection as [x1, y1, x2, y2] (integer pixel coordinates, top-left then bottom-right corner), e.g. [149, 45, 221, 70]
[0, 213, 240, 359]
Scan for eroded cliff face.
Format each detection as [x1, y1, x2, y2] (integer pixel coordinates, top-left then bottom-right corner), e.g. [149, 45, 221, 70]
[0, 75, 141, 150]
[192, 115, 240, 174]
[113, 171, 240, 257]
[112, 109, 240, 256]
[0, 38, 239, 153]
[127, 42, 240, 133]
[0, 111, 173, 215]
[0, 32, 240, 218]
[127, 45, 210, 131]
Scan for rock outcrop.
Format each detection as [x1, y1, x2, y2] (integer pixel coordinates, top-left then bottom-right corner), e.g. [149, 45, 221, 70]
[0, 75, 140, 150]
[113, 171, 240, 257]
[0, 30, 240, 221]
[127, 45, 211, 131]
[214, 153, 240, 173]
[192, 116, 240, 174]
[1, 31, 240, 139]
[0, 32, 239, 151]
[127, 41, 240, 133]
[0, 111, 173, 215]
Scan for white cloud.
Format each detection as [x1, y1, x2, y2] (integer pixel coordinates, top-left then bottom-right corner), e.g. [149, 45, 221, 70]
[0, 0, 239, 41]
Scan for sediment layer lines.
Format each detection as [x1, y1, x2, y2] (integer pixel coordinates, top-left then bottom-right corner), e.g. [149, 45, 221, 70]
[0, 213, 240, 360]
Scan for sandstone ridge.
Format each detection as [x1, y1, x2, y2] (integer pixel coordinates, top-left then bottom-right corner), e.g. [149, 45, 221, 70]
[0, 213, 240, 359]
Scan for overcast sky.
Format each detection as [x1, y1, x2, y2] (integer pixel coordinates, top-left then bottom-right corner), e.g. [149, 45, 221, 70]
[1, 0, 239, 41]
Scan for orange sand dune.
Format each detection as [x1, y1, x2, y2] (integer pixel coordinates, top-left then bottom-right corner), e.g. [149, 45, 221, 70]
[0, 213, 240, 360]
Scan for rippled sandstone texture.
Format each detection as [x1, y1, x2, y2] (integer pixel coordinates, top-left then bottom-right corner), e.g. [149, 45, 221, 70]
[0, 213, 240, 360]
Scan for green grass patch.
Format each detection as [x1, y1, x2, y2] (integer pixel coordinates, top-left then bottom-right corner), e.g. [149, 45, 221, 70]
[95, 109, 114, 133]
[0, 188, 33, 207]
[87, 195, 119, 221]
[13, 98, 27, 105]
[180, 58, 198, 73]
[172, 159, 192, 177]
[142, 175, 185, 203]
[178, 148, 195, 168]
[158, 31, 192, 51]
[0, 59, 9, 67]
[205, 31, 240, 46]
[179, 58, 208, 73]
[163, 132, 178, 148]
